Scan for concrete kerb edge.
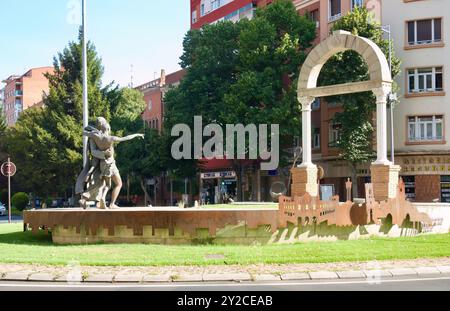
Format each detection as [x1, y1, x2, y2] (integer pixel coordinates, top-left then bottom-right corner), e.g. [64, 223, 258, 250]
[1, 267, 449, 284]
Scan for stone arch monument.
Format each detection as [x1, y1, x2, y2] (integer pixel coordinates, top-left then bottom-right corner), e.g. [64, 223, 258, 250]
[293, 30, 400, 202]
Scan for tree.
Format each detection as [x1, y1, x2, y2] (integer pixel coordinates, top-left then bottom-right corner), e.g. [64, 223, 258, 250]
[164, 0, 316, 201]
[3, 31, 119, 198]
[110, 87, 145, 133]
[318, 7, 401, 198]
[112, 88, 171, 204]
[0, 104, 7, 167]
[222, 0, 316, 200]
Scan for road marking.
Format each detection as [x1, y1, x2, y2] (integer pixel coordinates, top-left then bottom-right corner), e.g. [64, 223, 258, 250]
[0, 276, 449, 289]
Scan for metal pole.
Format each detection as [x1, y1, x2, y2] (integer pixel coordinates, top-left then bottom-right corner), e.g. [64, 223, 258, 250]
[82, 0, 89, 166]
[387, 26, 395, 164]
[381, 25, 395, 164]
[8, 158, 11, 224]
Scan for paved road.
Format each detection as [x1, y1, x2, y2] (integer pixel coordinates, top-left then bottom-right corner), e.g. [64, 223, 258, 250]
[0, 215, 23, 224]
[1, 275, 449, 291]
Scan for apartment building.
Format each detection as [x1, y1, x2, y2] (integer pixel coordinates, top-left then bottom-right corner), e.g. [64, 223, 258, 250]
[383, 0, 449, 202]
[0, 88, 4, 117]
[2, 66, 53, 127]
[190, 0, 273, 29]
[136, 69, 186, 132]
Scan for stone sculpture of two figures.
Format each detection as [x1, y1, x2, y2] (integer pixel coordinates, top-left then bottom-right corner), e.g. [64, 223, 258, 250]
[75, 117, 144, 209]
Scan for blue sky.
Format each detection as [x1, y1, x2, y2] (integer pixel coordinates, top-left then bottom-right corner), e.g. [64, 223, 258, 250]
[0, 0, 190, 87]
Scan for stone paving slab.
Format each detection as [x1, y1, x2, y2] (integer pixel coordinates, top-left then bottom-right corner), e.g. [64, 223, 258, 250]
[203, 273, 251, 282]
[414, 267, 441, 276]
[280, 273, 310, 281]
[309, 271, 339, 280]
[253, 274, 281, 281]
[54, 275, 83, 283]
[336, 270, 366, 279]
[28, 273, 55, 282]
[389, 268, 418, 277]
[114, 274, 144, 283]
[172, 274, 203, 283]
[363, 270, 393, 278]
[84, 274, 114, 283]
[2, 272, 32, 281]
[437, 266, 450, 274]
[143, 274, 172, 283]
[1, 260, 449, 284]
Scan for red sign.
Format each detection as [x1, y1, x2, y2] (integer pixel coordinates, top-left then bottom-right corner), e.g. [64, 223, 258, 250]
[1, 161, 16, 177]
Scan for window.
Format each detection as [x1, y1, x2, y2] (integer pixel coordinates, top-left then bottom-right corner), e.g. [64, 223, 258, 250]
[309, 9, 319, 28]
[329, 122, 342, 147]
[211, 0, 221, 11]
[200, 4, 205, 16]
[313, 128, 321, 149]
[408, 115, 443, 142]
[351, 0, 363, 9]
[328, 0, 341, 22]
[408, 67, 443, 94]
[192, 10, 197, 24]
[148, 99, 153, 111]
[407, 18, 442, 46]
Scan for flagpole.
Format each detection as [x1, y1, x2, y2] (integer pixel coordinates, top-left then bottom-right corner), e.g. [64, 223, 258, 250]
[82, 0, 89, 166]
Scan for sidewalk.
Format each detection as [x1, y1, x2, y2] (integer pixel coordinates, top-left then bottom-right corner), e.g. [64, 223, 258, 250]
[1, 258, 449, 283]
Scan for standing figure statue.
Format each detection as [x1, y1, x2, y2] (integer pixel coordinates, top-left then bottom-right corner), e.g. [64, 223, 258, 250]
[75, 117, 144, 210]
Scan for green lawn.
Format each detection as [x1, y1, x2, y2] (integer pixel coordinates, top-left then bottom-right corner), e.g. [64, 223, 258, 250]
[0, 223, 449, 267]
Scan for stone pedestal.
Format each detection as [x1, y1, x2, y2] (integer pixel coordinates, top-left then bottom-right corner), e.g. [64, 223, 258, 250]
[370, 164, 401, 202]
[291, 166, 319, 198]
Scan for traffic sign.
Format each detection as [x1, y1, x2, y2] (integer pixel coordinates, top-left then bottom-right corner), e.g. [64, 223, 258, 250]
[1, 161, 16, 177]
[1, 158, 16, 224]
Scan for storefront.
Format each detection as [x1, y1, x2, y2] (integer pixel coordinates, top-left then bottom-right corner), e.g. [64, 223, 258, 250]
[397, 155, 450, 203]
[200, 171, 237, 204]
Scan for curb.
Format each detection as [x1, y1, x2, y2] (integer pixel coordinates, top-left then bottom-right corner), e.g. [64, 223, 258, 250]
[1, 266, 449, 284]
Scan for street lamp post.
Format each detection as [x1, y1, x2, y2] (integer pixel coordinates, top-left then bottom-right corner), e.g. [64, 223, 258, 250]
[381, 25, 396, 164]
[82, 0, 89, 166]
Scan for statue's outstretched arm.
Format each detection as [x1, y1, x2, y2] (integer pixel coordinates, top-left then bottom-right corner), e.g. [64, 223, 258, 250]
[112, 134, 145, 143]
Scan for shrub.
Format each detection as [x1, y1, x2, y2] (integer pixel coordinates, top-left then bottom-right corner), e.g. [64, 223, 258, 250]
[11, 192, 29, 211]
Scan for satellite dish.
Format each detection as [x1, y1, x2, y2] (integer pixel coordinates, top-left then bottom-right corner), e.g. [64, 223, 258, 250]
[270, 182, 287, 202]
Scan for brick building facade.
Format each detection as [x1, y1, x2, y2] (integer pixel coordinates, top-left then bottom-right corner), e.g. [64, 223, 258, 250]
[2, 66, 53, 126]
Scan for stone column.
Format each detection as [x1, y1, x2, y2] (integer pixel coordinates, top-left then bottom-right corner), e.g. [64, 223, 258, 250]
[371, 85, 401, 202]
[291, 96, 319, 198]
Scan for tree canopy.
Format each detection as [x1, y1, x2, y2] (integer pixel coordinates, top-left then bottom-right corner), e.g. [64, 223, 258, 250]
[3, 31, 144, 198]
[164, 0, 316, 200]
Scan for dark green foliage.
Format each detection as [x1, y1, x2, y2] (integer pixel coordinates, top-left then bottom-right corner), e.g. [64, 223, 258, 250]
[3, 32, 144, 198]
[164, 0, 316, 199]
[11, 192, 29, 211]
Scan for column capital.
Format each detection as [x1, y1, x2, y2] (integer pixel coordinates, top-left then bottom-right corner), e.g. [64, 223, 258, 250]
[372, 83, 392, 103]
[298, 96, 315, 111]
